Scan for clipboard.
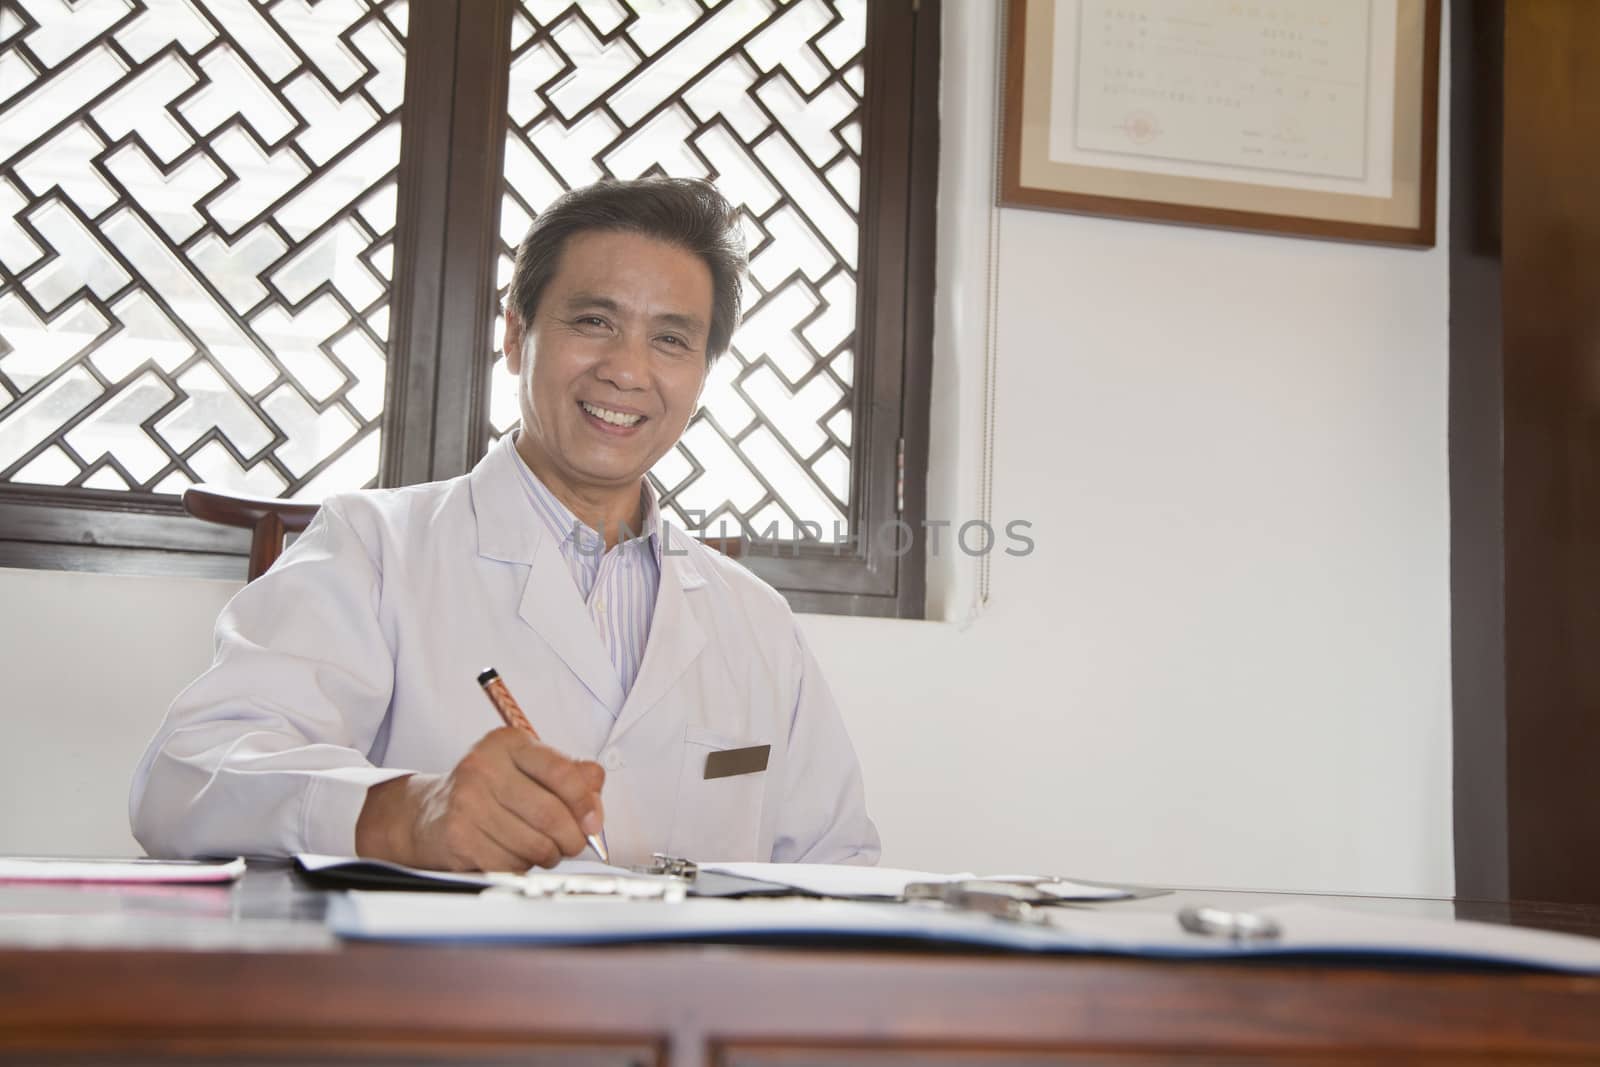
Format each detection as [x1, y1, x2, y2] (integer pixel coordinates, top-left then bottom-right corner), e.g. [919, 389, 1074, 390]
[644, 856, 1160, 903]
[294, 855, 689, 900]
[293, 853, 1158, 905]
[294, 853, 822, 900]
[0, 856, 246, 885]
[325, 892, 1600, 974]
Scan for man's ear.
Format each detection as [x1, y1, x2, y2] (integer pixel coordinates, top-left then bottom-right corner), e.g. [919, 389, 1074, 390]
[503, 307, 527, 373]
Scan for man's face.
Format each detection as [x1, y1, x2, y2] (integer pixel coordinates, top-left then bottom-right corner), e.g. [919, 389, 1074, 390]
[505, 229, 713, 499]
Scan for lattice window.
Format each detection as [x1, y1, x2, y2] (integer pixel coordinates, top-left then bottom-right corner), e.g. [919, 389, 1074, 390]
[489, 0, 864, 542]
[0, 0, 406, 500]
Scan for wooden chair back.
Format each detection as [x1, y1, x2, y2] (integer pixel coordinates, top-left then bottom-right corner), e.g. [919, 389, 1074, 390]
[181, 487, 320, 582]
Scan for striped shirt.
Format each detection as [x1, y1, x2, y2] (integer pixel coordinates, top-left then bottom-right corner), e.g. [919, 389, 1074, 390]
[512, 453, 662, 700]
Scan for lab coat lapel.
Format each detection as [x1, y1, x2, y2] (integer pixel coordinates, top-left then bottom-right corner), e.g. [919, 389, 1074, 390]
[516, 537, 626, 712]
[609, 526, 706, 743]
[471, 437, 626, 713]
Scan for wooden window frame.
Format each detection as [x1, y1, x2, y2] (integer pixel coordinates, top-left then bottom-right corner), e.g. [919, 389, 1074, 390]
[0, 0, 939, 618]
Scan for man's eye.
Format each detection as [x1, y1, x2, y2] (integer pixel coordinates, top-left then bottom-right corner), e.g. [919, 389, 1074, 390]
[658, 334, 686, 348]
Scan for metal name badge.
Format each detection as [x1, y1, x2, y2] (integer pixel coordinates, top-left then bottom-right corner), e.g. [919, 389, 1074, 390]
[704, 744, 771, 779]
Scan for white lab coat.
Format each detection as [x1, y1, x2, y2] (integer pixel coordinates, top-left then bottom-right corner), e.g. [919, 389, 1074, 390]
[129, 436, 880, 867]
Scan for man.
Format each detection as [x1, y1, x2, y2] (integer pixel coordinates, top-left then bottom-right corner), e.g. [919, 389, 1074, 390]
[130, 178, 880, 871]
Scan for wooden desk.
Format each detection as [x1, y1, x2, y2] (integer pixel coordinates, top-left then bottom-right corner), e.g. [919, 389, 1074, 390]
[3, 864, 1599, 1066]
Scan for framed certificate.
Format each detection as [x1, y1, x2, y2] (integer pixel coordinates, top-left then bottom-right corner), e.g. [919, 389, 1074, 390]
[1001, 0, 1442, 245]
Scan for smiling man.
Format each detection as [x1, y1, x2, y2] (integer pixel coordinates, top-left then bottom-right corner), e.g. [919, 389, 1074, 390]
[130, 178, 881, 871]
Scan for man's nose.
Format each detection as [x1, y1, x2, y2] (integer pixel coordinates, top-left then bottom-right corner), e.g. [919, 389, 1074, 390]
[596, 332, 649, 389]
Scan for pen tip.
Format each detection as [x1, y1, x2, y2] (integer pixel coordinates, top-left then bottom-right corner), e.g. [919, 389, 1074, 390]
[476, 668, 499, 686]
[588, 835, 610, 863]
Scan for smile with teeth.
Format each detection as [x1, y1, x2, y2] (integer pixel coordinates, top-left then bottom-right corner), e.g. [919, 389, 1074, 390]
[580, 400, 644, 428]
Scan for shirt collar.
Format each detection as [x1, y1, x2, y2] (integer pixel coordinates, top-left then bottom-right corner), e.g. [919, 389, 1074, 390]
[510, 431, 662, 566]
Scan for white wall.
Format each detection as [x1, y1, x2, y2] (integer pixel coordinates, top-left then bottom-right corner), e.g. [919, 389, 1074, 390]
[0, 567, 237, 855]
[0, 0, 1454, 895]
[801, 0, 1454, 895]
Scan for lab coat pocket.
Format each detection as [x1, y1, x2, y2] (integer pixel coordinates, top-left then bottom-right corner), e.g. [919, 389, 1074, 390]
[668, 725, 768, 861]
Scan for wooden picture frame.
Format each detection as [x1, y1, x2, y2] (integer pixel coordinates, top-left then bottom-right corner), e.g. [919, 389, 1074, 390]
[1001, 0, 1442, 246]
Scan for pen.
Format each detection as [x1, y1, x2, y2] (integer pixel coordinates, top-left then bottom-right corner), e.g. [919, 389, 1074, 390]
[475, 667, 610, 863]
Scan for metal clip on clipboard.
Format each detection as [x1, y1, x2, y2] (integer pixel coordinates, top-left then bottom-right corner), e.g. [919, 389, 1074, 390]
[903, 873, 1164, 921]
[906, 880, 1240, 938]
[634, 855, 809, 899]
[1176, 905, 1282, 942]
[903, 879, 1061, 925]
[639, 853, 699, 879]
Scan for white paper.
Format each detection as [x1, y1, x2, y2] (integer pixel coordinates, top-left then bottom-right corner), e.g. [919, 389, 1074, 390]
[1262, 904, 1600, 969]
[1049, 0, 1398, 197]
[295, 853, 497, 888]
[298, 855, 978, 899]
[981, 874, 1135, 901]
[326, 894, 1600, 973]
[295, 853, 651, 889]
[698, 862, 977, 898]
[699, 863, 1134, 901]
[0, 856, 246, 884]
[548, 859, 644, 876]
[296, 854, 1138, 901]
[329, 892, 1046, 946]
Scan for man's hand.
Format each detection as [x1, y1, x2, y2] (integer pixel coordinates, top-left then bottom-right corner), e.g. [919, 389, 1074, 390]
[355, 727, 606, 871]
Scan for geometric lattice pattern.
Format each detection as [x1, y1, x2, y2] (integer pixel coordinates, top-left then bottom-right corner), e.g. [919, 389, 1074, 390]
[0, 0, 405, 500]
[489, 0, 864, 541]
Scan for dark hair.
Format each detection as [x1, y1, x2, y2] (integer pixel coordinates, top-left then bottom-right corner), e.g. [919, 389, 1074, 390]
[508, 177, 747, 361]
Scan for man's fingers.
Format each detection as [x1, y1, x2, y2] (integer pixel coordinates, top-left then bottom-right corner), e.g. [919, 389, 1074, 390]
[577, 760, 605, 791]
[464, 834, 535, 874]
[415, 732, 608, 873]
[474, 802, 565, 870]
[489, 773, 588, 858]
[430, 806, 528, 873]
[503, 735, 606, 828]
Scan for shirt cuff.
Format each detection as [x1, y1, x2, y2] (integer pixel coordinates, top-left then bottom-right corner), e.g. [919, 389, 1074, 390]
[301, 766, 416, 857]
